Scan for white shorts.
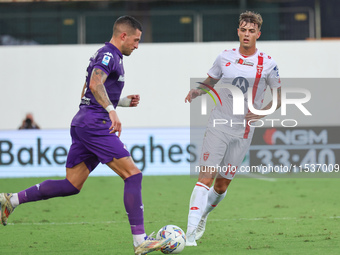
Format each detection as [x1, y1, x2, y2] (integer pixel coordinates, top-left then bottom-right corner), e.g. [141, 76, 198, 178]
[199, 128, 252, 180]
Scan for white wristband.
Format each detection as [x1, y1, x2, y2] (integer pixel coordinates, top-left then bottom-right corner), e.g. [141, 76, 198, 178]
[105, 105, 115, 113]
[117, 96, 132, 107]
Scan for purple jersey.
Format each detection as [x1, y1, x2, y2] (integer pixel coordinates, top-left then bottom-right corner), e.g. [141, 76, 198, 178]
[71, 42, 124, 129]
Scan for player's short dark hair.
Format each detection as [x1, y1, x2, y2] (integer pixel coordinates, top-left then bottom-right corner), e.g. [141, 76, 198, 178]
[113, 15, 143, 35]
[239, 11, 263, 30]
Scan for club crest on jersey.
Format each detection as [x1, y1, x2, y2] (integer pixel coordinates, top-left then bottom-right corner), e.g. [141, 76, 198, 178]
[257, 64, 263, 75]
[235, 58, 254, 66]
[203, 152, 209, 161]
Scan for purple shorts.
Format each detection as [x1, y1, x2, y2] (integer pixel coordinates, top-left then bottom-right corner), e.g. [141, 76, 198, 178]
[66, 126, 130, 172]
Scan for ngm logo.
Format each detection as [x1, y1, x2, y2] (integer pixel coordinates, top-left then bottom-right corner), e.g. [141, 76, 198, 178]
[263, 128, 327, 145]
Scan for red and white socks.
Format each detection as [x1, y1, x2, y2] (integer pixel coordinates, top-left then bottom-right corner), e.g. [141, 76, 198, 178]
[202, 187, 227, 218]
[187, 182, 210, 234]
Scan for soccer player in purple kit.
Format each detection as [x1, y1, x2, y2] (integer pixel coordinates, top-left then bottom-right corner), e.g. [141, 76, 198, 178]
[0, 16, 169, 255]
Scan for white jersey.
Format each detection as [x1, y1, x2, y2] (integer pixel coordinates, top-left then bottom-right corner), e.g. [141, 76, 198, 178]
[207, 48, 281, 139]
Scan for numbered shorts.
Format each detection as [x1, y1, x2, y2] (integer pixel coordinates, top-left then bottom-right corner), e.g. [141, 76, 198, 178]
[66, 126, 130, 172]
[199, 128, 252, 180]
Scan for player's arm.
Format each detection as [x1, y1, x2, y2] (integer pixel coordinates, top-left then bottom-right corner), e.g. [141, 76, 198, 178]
[80, 82, 87, 99]
[185, 76, 219, 103]
[89, 68, 122, 136]
[245, 87, 281, 121]
[117, 95, 140, 107]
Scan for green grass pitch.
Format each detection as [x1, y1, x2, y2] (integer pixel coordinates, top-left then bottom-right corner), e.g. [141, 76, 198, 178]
[0, 175, 339, 254]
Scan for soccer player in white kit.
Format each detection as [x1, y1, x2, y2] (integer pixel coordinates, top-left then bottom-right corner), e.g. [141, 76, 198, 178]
[185, 11, 282, 246]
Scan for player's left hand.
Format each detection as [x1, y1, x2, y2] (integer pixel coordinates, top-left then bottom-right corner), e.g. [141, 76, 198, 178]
[108, 110, 122, 137]
[127, 94, 140, 107]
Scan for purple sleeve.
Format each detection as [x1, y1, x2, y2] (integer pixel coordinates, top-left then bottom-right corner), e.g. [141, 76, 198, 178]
[93, 51, 116, 76]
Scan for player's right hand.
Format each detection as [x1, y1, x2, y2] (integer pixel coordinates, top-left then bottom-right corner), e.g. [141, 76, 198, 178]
[185, 89, 201, 103]
[108, 111, 122, 137]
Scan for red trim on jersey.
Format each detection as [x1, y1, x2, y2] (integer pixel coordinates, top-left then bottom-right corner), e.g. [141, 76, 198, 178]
[243, 55, 264, 139]
[195, 183, 209, 191]
[211, 205, 217, 207]
[207, 74, 220, 80]
[190, 207, 199, 210]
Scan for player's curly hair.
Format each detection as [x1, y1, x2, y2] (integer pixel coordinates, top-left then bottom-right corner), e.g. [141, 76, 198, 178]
[239, 11, 263, 30]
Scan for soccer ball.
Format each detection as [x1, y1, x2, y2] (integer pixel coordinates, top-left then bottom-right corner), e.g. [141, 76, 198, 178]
[156, 225, 186, 254]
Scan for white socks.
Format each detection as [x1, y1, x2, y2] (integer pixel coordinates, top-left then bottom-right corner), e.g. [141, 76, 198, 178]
[187, 182, 209, 234]
[202, 187, 227, 218]
[10, 193, 19, 208]
[133, 233, 147, 247]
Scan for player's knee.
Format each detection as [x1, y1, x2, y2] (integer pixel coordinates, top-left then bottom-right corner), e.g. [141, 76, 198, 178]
[214, 186, 227, 194]
[214, 179, 231, 194]
[123, 167, 142, 180]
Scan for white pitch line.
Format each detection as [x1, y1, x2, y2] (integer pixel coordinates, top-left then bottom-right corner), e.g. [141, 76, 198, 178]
[7, 216, 338, 226]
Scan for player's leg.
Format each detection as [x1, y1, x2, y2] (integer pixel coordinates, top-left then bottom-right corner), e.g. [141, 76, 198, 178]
[186, 166, 215, 246]
[106, 157, 144, 243]
[195, 136, 252, 240]
[195, 176, 230, 240]
[73, 126, 169, 254]
[202, 175, 230, 218]
[186, 128, 227, 246]
[106, 157, 169, 254]
[0, 126, 96, 226]
[0, 162, 89, 226]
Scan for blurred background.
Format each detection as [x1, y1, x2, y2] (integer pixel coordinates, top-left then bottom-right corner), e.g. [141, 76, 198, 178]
[0, 0, 339, 177]
[0, 0, 338, 45]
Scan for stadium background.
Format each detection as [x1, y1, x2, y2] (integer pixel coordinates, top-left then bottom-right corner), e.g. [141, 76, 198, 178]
[0, 0, 339, 178]
[1, 1, 340, 255]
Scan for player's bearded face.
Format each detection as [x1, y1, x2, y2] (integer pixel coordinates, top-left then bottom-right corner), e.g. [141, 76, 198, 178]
[121, 29, 142, 56]
[237, 22, 261, 50]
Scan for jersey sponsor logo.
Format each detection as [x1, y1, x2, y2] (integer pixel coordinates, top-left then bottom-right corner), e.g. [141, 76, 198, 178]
[102, 55, 111, 66]
[81, 96, 90, 105]
[203, 152, 209, 161]
[190, 207, 199, 210]
[235, 58, 254, 66]
[232, 77, 249, 94]
[226, 62, 231, 66]
[104, 52, 113, 58]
